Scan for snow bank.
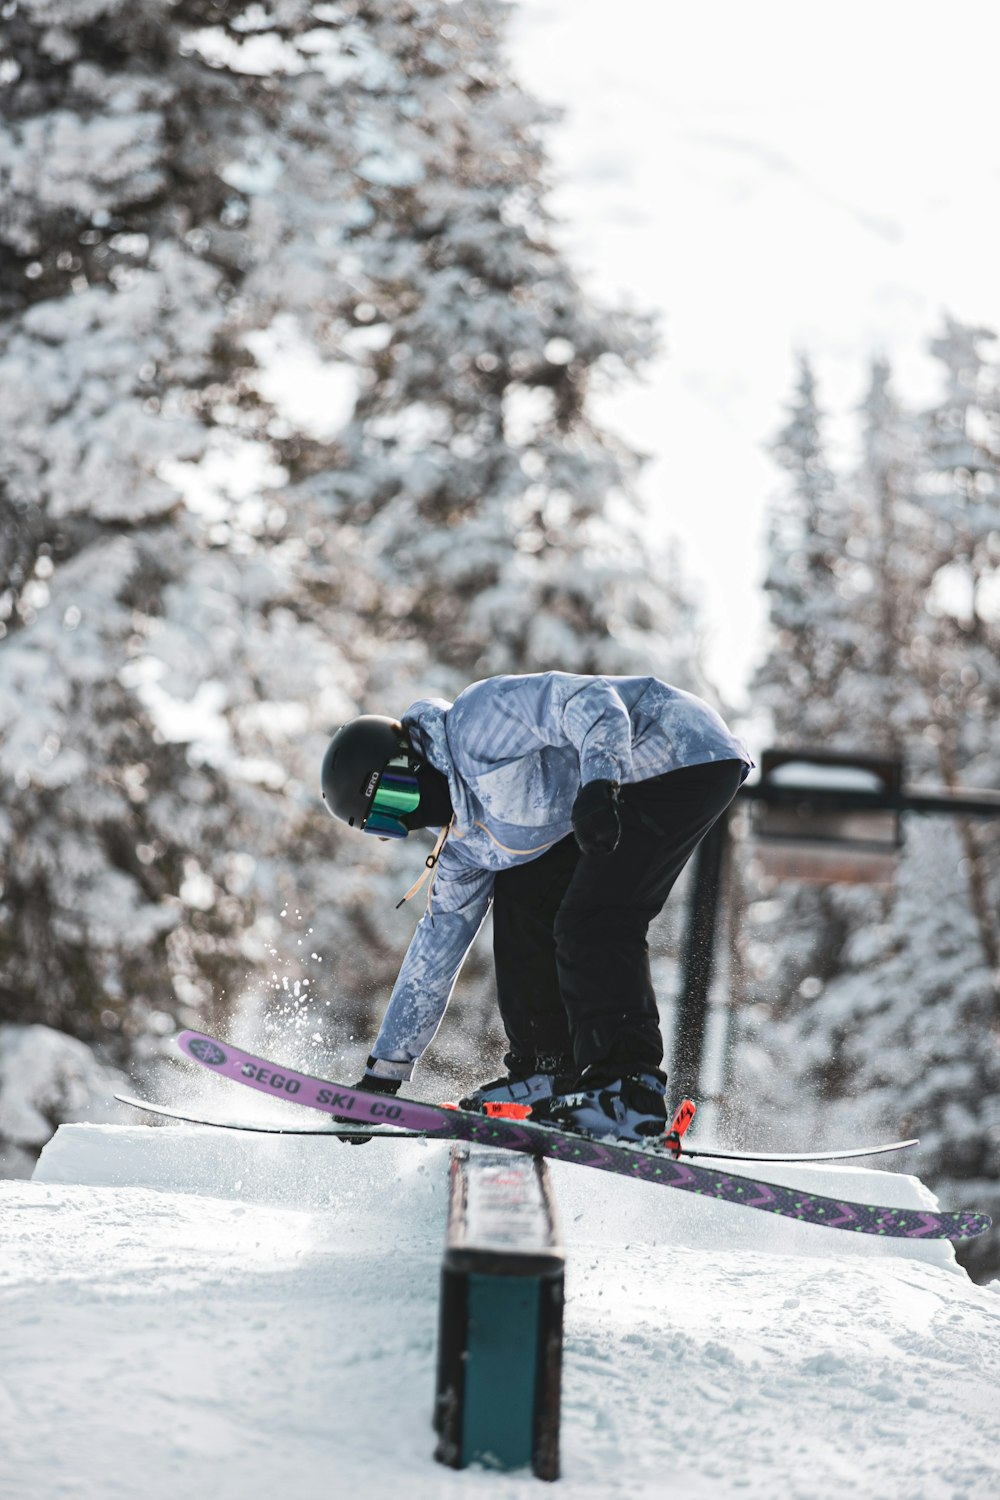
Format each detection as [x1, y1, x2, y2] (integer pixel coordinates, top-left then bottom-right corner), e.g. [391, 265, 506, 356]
[35, 1120, 962, 1272]
[34, 1119, 454, 1214]
[0, 1023, 129, 1178]
[3, 1122, 996, 1500]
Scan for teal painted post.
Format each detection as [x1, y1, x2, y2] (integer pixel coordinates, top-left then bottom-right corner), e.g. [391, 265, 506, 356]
[434, 1146, 564, 1481]
[462, 1274, 541, 1469]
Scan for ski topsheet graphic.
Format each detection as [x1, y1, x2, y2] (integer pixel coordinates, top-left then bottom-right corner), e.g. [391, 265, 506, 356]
[171, 1030, 990, 1242]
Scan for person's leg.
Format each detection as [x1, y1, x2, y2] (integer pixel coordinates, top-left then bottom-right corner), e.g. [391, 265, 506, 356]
[554, 759, 746, 1077]
[490, 833, 580, 1074]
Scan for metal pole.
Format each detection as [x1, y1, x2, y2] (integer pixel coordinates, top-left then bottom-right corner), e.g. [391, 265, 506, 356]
[673, 811, 730, 1098]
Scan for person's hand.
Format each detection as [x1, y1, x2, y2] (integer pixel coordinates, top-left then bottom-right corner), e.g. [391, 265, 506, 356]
[571, 779, 622, 856]
[335, 1071, 402, 1146]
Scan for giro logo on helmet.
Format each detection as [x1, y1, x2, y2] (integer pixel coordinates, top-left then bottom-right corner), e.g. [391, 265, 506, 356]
[364, 771, 380, 799]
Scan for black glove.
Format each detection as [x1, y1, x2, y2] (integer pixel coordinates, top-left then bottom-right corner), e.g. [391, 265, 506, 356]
[336, 1068, 402, 1147]
[572, 779, 622, 856]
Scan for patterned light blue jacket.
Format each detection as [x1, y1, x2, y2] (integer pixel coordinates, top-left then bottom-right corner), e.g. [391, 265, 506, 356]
[368, 672, 751, 1080]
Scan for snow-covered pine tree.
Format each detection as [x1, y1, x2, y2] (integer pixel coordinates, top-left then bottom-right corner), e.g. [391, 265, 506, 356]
[735, 330, 1000, 1276]
[298, 0, 695, 691]
[734, 354, 936, 1134]
[0, 0, 380, 1104]
[754, 353, 874, 743]
[1, 2, 707, 1137]
[1, 0, 263, 1053]
[273, 0, 707, 1082]
[836, 321, 1000, 1278]
[734, 356, 874, 1130]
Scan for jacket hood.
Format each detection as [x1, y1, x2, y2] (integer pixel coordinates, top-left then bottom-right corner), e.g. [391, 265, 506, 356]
[401, 697, 476, 830]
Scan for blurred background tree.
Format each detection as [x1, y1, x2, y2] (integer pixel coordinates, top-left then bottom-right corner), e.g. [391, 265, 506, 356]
[734, 321, 1000, 1278]
[0, 0, 702, 1165]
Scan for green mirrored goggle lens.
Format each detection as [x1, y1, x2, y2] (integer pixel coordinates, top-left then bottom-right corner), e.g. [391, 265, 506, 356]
[371, 770, 421, 817]
[364, 808, 410, 839]
[361, 765, 420, 838]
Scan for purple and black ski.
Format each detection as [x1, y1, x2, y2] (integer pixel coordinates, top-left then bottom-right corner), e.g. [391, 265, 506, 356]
[165, 1030, 989, 1242]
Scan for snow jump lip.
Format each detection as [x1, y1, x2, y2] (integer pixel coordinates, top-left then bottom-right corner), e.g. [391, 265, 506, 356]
[166, 1030, 992, 1244]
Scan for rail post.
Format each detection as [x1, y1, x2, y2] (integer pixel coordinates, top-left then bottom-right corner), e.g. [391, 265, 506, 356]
[433, 1144, 564, 1480]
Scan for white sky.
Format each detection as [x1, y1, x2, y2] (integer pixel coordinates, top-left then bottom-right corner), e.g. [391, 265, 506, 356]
[507, 0, 1000, 707]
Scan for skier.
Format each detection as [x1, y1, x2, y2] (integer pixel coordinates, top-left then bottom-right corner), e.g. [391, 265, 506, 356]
[321, 672, 751, 1141]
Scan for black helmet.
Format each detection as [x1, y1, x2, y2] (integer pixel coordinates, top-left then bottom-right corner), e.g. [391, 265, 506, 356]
[321, 715, 411, 827]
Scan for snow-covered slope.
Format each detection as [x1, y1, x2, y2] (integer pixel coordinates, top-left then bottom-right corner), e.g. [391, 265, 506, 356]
[2, 1123, 998, 1499]
[0, 1023, 129, 1178]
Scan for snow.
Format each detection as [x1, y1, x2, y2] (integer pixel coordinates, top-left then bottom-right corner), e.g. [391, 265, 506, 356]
[243, 317, 359, 441]
[2, 1118, 998, 1498]
[0, 1025, 129, 1178]
[766, 761, 889, 793]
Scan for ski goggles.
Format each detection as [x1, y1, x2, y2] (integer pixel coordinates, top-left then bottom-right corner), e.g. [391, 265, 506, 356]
[362, 755, 421, 839]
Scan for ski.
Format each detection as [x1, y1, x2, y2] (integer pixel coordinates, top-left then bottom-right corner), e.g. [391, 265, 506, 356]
[465, 1094, 916, 1162]
[116, 1092, 917, 1161]
[172, 1031, 990, 1241]
[681, 1139, 919, 1164]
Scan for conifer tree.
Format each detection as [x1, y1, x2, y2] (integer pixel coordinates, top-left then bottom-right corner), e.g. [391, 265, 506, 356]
[297, 0, 693, 688]
[754, 354, 867, 745]
[735, 328, 1000, 1277]
[0, 0, 289, 1053]
[858, 321, 1000, 1277]
[853, 357, 922, 748]
[738, 356, 864, 1112]
[275, 0, 705, 1076]
[0, 1, 706, 1154]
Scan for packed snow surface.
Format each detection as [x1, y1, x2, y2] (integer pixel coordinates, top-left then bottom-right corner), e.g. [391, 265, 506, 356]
[2, 1119, 999, 1499]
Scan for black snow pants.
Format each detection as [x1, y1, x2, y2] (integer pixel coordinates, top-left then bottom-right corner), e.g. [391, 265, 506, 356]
[490, 758, 745, 1079]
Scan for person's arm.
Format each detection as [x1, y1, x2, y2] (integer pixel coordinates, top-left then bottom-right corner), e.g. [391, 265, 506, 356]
[547, 677, 634, 855]
[365, 860, 494, 1083]
[558, 677, 635, 785]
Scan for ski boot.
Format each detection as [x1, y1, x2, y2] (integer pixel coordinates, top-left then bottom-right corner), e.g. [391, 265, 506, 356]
[530, 1066, 668, 1142]
[458, 1055, 572, 1115]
